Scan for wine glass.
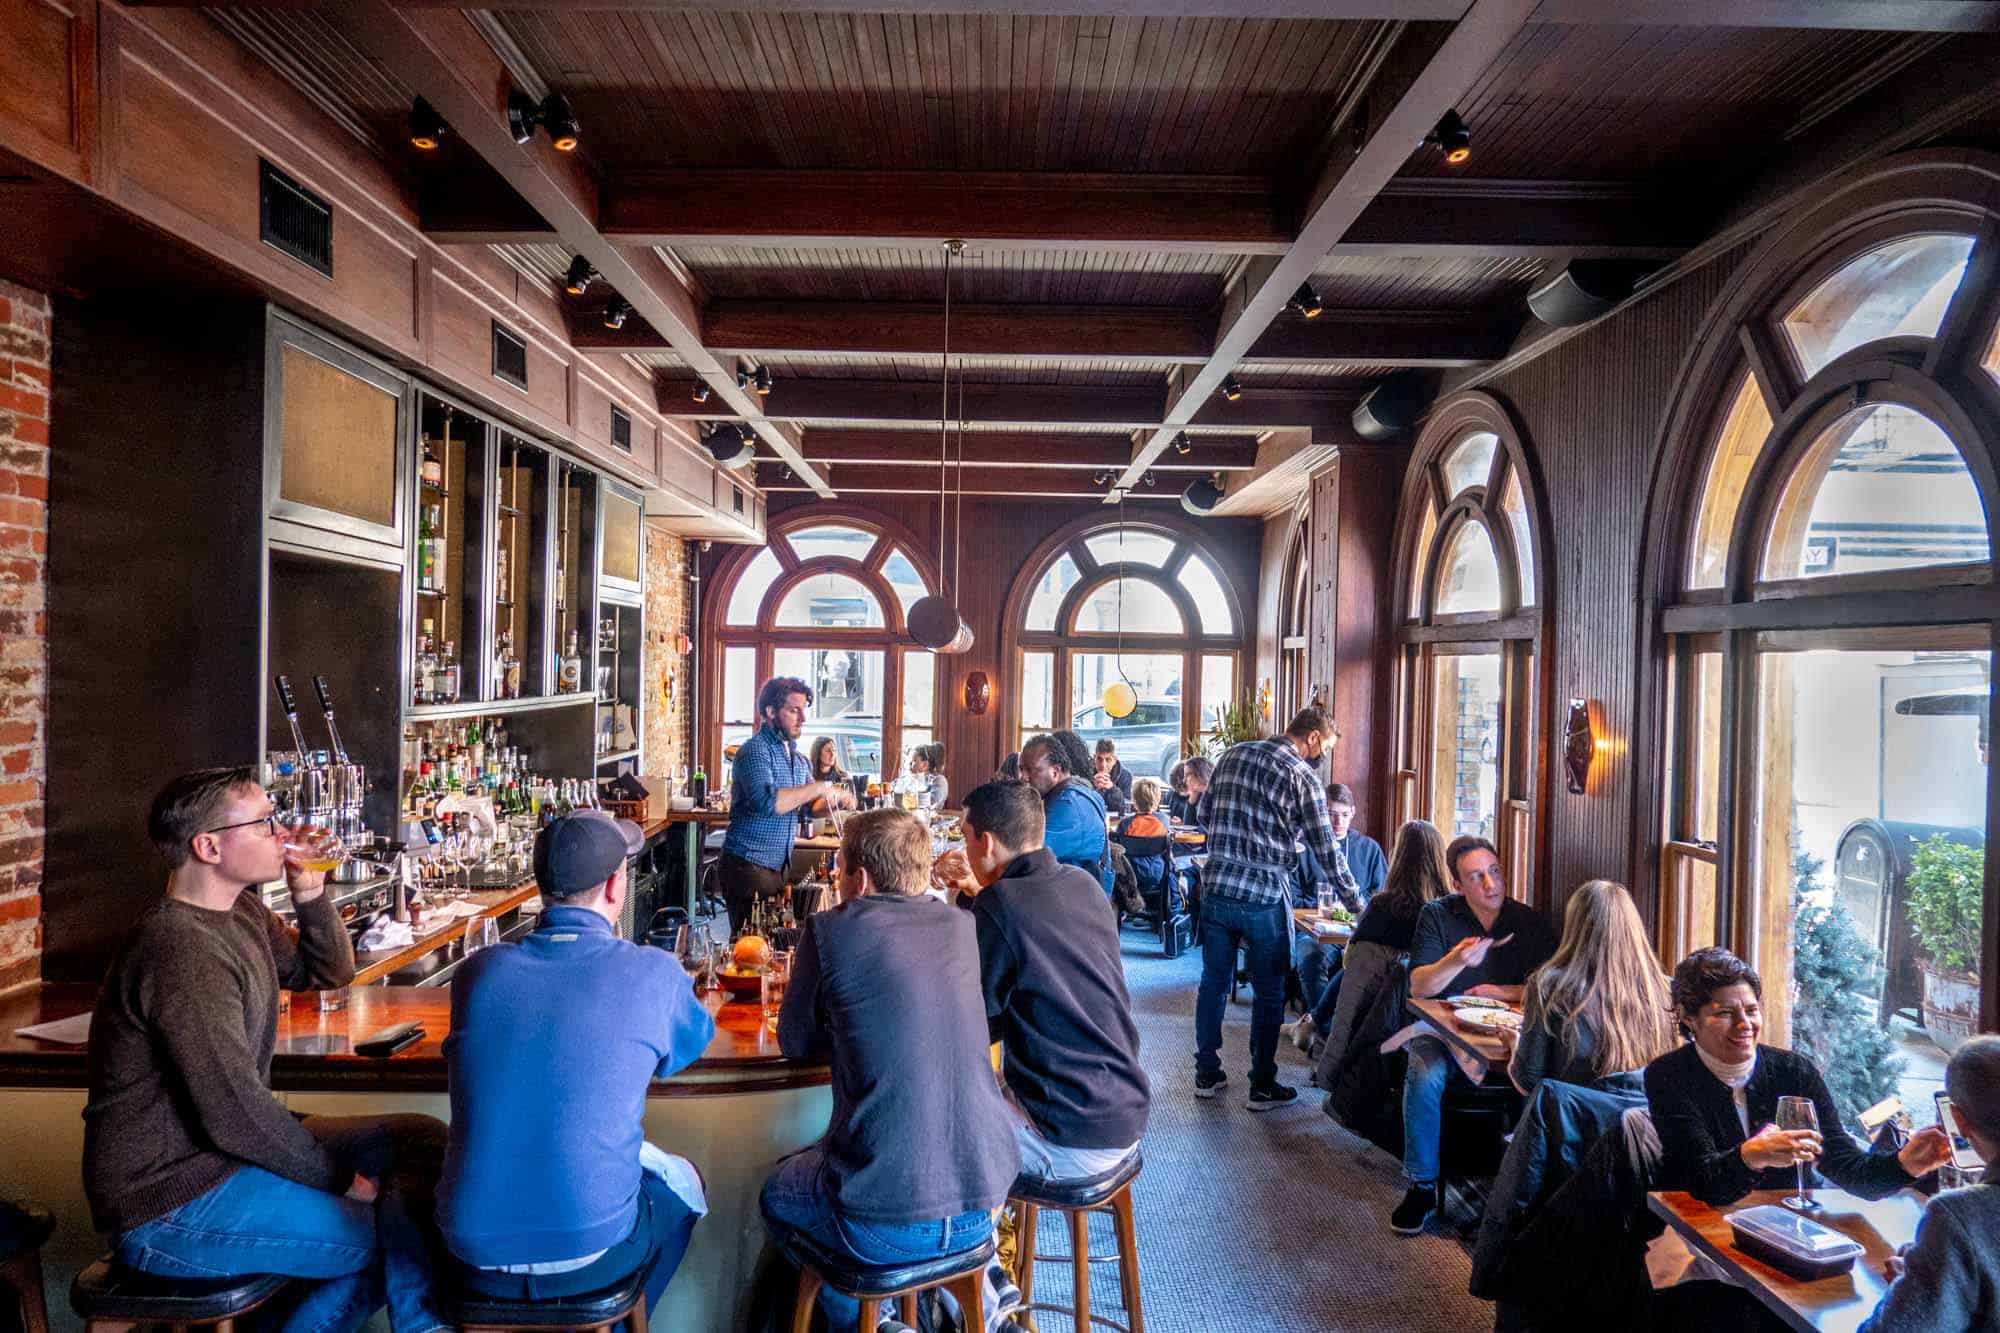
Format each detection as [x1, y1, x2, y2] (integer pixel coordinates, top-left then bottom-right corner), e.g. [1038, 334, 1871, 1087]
[1778, 1095, 1821, 1210]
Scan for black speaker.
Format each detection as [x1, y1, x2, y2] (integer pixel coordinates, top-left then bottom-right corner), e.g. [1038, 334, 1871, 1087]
[1181, 476, 1225, 516]
[1352, 369, 1437, 441]
[1527, 260, 1657, 328]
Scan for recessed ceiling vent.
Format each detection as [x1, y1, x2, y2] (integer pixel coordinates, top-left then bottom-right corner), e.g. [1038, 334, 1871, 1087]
[258, 159, 333, 277]
[611, 404, 633, 453]
[492, 321, 529, 390]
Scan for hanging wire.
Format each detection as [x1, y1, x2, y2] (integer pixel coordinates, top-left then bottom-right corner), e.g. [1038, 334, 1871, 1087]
[936, 242, 954, 588]
[953, 350, 966, 601]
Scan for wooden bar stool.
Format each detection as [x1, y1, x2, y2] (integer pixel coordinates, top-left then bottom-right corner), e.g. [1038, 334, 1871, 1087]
[777, 1229, 991, 1333]
[69, 1257, 290, 1333]
[1008, 1153, 1144, 1333]
[440, 1253, 654, 1333]
[0, 1201, 55, 1333]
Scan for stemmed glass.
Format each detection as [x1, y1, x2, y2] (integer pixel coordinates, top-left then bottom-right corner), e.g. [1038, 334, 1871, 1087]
[1778, 1095, 1821, 1210]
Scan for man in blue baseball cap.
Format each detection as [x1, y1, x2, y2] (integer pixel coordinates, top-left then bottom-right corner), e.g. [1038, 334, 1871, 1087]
[437, 809, 717, 1317]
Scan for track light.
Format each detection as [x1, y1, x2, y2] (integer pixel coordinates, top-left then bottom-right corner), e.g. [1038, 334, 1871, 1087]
[508, 91, 581, 152]
[562, 256, 595, 296]
[736, 366, 751, 392]
[1424, 109, 1471, 165]
[1173, 431, 1193, 456]
[1181, 474, 1225, 517]
[1092, 470, 1113, 486]
[1287, 282, 1323, 319]
[602, 296, 631, 330]
[407, 98, 448, 151]
[1143, 470, 1157, 488]
[1219, 374, 1243, 402]
[753, 365, 774, 396]
[691, 382, 711, 405]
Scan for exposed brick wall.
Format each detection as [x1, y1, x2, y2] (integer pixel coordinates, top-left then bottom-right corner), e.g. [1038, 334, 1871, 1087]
[0, 280, 49, 995]
[641, 525, 691, 782]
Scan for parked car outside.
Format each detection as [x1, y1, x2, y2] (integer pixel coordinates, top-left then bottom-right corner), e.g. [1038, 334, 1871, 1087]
[1069, 700, 1184, 780]
[723, 712, 883, 784]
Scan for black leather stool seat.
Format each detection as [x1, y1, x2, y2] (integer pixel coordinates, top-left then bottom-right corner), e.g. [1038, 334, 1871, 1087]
[1009, 1152, 1143, 1210]
[776, 1231, 994, 1299]
[0, 1202, 55, 1258]
[442, 1256, 653, 1329]
[71, 1257, 289, 1323]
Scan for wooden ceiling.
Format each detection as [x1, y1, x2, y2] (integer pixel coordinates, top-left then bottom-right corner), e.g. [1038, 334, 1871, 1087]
[197, 0, 2000, 504]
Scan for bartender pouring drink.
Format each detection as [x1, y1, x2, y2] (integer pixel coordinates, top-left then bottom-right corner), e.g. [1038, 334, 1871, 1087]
[720, 675, 855, 934]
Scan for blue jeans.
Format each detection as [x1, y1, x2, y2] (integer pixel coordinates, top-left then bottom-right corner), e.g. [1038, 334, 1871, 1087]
[1291, 936, 1341, 1015]
[1194, 894, 1290, 1086]
[760, 1149, 993, 1333]
[1310, 967, 1344, 1031]
[115, 1120, 443, 1333]
[457, 1173, 697, 1318]
[1402, 1035, 1459, 1186]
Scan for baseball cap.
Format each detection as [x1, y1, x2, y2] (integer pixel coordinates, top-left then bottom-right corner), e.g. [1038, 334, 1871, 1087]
[533, 809, 644, 897]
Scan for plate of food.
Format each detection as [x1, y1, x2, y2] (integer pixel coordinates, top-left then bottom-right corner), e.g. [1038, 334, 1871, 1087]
[1445, 995, 1509, 1010]
[1454, 1008, 1525, 1036]
[717, 935, 771, 998]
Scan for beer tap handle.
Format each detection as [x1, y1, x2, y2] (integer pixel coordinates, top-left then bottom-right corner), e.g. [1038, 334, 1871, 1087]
[273, 675, 312, 766]
[311, 674, 350, 765]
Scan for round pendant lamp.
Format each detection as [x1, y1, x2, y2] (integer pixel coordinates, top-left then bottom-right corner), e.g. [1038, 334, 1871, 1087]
[1100, 501, 1138, 719]
[1102, 679, 1137, 719]
[913, 239, 974, 654]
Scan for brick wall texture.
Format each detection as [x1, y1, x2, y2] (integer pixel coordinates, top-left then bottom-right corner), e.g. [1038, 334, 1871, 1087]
[0, 279, 49, 995]
[642, 524, 691, 782]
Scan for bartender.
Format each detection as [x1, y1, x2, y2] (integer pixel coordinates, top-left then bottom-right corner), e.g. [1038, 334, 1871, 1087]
[719, 675, 854, 934]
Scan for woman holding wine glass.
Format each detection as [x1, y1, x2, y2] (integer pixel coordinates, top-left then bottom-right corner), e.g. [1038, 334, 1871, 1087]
[1643, 947, 1953, 1209]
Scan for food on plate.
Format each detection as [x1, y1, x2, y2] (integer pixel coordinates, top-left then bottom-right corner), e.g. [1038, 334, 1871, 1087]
[732, 935, 771, 971]
[1322, 905, 1355, 924]
[1446, 995, 1509, 1010]
[1457, 1008, 1526, 1034]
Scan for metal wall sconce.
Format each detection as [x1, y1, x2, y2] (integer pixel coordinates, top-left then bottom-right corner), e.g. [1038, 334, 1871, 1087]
[1565, 698, 1599, 795]
[963, 671, 992, 716]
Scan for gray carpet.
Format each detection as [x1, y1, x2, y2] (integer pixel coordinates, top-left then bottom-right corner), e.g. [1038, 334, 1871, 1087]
[1013, 931, 1495, 1333]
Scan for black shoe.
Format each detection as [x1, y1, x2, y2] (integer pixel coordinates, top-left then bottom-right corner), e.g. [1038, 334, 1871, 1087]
[1246, 1081, 1299, 1111]
[1194, 1069, 1228, 1098]
[1390, 1183, 1439, 1235]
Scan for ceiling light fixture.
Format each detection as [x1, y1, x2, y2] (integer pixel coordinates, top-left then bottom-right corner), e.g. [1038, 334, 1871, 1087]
[704, 424, 756, 470]
[753, 365, 774, 396]
[736, 366, 751, 392]
[1219, 374, 1244, 402]
[508, 91, 581, 152]
[562, 256, 595, 296]
[1287, 283, 1324, 319]
[906, 238, 975, 654]
[602, 296, 631, 330]
[407, 98, 448, 151]
[690, 382, 711, 405]
[1173, 431, 1193, 456]
[1424, 109, 1471, 165]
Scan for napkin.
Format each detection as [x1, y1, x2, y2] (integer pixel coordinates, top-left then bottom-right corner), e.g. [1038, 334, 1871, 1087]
[356, 917, 416, 952]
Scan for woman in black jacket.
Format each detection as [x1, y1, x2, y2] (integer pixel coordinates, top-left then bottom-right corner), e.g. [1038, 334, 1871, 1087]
[1643, 947, 1950, 1206]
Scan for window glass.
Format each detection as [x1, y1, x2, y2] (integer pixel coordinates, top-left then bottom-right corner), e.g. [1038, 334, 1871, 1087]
[1428, 652, 1501, 841]
[1434, 519, 1504, 615]
[1694, 650, 1723, 844]
[775, 647, 883, 776]
[1177, 553, 1235, 636]
[1689, 373, 1775, 590]
[1499, 468, 1535, 607]
[902, 651, 935, 732]
[722, 645, 756, 723]
[1409, 502, 1437, 621]
[775, 572, 885, 628]
[1441, 431, 1499, 498]
[880, 547, 928, 616]
[1072, 577, 1185, 635]
[1026, 553, 1082, 632]
[1755, 645, 1988, 1128]
[1985, 310, 2000, 389]
[1761, 404, 1988, 582]
[786, 524, 877, 563]
[727, 547, 782, 625]
[1200, 654, 1236, 736]
[1020, 651, 1054, 730]
[1780, 234, 1974, 378]
[1085, 530, 1177, 569]
[1069, 651, 1183, 781]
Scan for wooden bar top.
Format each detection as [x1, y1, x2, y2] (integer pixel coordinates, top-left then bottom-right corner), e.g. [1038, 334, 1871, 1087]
[349, 881, 541, 985]
[0, 978, 827, 1098]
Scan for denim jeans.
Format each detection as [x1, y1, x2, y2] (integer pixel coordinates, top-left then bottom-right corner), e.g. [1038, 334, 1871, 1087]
[1193, 893, 1290, 1086]
[1402, 1034, 1459, 1186]
[760, 1149, 994, 1333]
[1310, 967, 1344, 1031]
[115, 1120, 444, 1333]
[457, 1172, 697, 1318]
[1291, 936, 1341, 1016]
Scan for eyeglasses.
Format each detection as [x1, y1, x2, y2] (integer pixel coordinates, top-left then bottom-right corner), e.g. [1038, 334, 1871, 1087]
[203, 813, 282, 838]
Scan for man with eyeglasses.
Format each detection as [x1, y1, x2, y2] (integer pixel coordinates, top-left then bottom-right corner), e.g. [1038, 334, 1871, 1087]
[82, 767, 446, 1333]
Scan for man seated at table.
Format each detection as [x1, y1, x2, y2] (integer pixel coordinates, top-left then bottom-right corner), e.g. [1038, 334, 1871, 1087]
[1285, 782, 1387, 1044]
[722, 675, 855, 934]
[1389, 835, 1558, 1236]
[83, 768, 444, 1333]
[1090, 740, 1134, 816]
[437, 810, 716, 1319]
[1166, 757, 1212, 829]
[762, 809, 1018, 1333]
[943, 780, 1150, 1187]
[1019, 731, 1113, 898]
[1861, 1034, 2000, 1332]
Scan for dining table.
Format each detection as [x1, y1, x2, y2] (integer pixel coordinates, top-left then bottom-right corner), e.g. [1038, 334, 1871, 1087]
[1290, 907, 1355, 946]
[1407, 994, 1518, 1066]
[1646, 1188, 1924, 1333]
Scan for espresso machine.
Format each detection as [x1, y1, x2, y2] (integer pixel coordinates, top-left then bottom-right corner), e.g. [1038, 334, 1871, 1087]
[270, 675, 378, 887]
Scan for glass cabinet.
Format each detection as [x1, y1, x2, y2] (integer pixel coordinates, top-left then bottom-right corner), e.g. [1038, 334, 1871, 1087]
[494, 433, 551, 700]
[412, 393, 487, 706]
[595, 596, 643, 773]
[553, 459, 599, 697]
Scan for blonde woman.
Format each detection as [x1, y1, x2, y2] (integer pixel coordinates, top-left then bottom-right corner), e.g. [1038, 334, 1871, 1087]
[1504, 879, 1676, 1095]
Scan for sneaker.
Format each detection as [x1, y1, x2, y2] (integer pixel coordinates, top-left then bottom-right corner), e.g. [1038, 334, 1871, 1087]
[1389, 1183, 1439, 1235]
[1194, 1069, 1229, 1098]
[874, 1318, 915, 1333]
[1287, 1014, 1316, 1051]
[1246, 1081, 1299, 1111]
[985, 1260, 1023, 1327]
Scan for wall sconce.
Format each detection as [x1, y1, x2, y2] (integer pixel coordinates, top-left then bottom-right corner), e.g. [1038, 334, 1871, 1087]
[963, 671, 992, 716]
[1565, 698, 1600, 795]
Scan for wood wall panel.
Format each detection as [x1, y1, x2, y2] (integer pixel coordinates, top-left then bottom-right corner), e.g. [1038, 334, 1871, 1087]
[1331, 448, 1402, 822]
[0, 0, 95, 182]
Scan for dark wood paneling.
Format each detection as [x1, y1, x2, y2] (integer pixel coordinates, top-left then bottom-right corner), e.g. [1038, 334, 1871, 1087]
[1330, 448, 1401, 822]
[0, 0, 96, 183]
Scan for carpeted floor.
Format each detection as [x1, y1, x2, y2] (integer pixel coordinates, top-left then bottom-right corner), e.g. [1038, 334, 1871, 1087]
[1014, 930, 1496, 1333]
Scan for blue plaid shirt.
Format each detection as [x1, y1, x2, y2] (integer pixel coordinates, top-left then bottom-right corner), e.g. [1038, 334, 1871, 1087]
[723, 722, 812, 872]
[1194, 736, 1338, 906]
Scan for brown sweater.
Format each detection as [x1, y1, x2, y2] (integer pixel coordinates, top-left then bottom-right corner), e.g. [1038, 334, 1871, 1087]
[82, 888, 356, 1233]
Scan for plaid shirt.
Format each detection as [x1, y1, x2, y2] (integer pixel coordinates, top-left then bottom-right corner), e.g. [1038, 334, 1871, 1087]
[1194, 736, 1338, 907]
[723, 722, 812, 871]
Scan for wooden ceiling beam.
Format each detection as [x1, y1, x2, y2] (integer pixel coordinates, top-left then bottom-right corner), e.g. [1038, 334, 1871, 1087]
[795, 430, 1259, 471]
[755, 462, 1185, 500]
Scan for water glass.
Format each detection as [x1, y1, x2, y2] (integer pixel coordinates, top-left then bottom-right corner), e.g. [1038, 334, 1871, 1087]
[1316, 884, 1337, 917]
[283, 823, 347, 873]
[317, 985, 350, 1014]
[762, 950, 792, 1028]
[1778, 1095, 1821, 1210]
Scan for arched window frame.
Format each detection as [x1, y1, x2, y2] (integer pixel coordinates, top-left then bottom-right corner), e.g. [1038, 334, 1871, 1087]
[1278, 501, 1312, 722]
[1389, 392, 1550, 904]
[1643, 148, 2000, 1040]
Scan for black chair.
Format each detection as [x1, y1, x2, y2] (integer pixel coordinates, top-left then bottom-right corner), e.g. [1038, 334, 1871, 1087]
[440, 1252, 655, 1333]
[1008, 1154, 1145, 1333]
[1, 1200, 54, 1333]
[776, 1230, 990, 1333]
[1112, 832, 1190, 957]
[70, 1258, 290, 1333]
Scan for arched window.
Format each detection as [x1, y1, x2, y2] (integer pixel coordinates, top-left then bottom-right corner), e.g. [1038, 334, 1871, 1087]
[1277, 504, 1312, 723]
[1005, 519, 1246, 783]
[1650, 151, 2000, 1070]
[1391, 394, 1546, 900]
[707, 514, 941, 782]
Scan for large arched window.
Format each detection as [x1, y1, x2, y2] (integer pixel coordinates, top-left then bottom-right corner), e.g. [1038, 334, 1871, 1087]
[707, 511, 942, 782]
[1391, 393, 1547, 900]
[1277, 504, 1313, 723]
[1004, 519, 1246, 783]
[1649, 151, 2000, 1080]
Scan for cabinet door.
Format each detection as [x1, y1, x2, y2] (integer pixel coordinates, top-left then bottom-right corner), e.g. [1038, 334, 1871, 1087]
[266, 313, 409, 548]
[599, 479, 643, 595]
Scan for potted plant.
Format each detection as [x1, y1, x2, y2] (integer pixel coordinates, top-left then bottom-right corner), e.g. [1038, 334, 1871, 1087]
[1196, 694, 1265, 761]
[1907, 832, 1984, 1052]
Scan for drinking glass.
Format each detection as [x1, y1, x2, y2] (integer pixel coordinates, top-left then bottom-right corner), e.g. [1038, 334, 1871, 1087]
[317, 985, 350, 1013]
[762, 950, 792, 1028]
[282, 823, 347, 873]
[1315, 884, 1337, 918]
[1778, 1095, 1821, 1210]
[464, 916, 499, 955]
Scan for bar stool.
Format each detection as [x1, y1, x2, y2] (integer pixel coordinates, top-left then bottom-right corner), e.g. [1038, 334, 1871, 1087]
[439, 1253, 655, 1333]
[777, 1229, 991, 1333]
[69, 1257, 290, 1333]
[1008, 1154, 1144, 1333]
[0, 1200, 54, 1333]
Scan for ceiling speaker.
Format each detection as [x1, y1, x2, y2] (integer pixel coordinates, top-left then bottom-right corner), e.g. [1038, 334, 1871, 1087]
[1527, 260, 1657, 328]
[1352, 370, 1437, 442]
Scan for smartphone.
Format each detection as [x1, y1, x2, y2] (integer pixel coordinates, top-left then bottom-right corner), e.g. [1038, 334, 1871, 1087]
[1935, 1093, 1984, 1170]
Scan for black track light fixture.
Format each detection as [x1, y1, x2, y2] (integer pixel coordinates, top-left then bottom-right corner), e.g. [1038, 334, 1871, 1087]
[1173, 431, 1193, 456]
[753, 364, 774, 396]
[508, 91, 581, 152]
[1181, 473, 1225, 517]
[1424, 109, 1471, 165]
[407, 97, 448, 151]
[691, 382, 711, 405]
[1142, 470, 1157, 488]
[602, 295, 631, 330]
[1092, 470, 1113, 487]
[736, 366, 751, 392]
[1219, 374, 1244, 403]
[1287, 282, 1324, 320]
[562, 256, 595, 296]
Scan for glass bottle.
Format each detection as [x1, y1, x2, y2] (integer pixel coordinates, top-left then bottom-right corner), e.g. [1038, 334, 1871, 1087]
[440, 640, 461, 704]
[420, 436, 444, 489]
[559, 630, 584, 693]
[416, 620, 439, 705]
[417, 504, 442, 592]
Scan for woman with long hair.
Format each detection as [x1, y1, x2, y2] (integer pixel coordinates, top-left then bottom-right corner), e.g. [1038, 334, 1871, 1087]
[806, 737, 845, 815]
[1506, 879, 1675, 1094]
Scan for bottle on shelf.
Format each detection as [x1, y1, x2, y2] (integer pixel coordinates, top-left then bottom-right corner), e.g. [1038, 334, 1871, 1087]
[417, 503, 444, 593]
[416, 620, 439, 706]
[559, 629, 584, 694]
[438, 640, 461, 705]
[495, 542, 511, 604]
[691, 765, 708, 807]
[420, 436, 444, 489]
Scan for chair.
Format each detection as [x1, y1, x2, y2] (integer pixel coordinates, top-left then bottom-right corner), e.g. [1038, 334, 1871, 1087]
[1008, 1153, 1145, 1333]
[777, 1229, 990, 1333]
[0, 1200, 54, 1333]
[70, 1257, 290, 1333]
[440, 1252, 654, 1333]
[1112, 833, 1189, 957]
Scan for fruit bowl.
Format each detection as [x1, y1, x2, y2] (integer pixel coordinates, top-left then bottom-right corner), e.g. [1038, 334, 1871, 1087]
[716, 964, 764, 999]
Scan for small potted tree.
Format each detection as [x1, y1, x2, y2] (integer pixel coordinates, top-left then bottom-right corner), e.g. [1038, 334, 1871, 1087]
[1198, 693, 1265, 761]
[1907, 832, 1984, 1052]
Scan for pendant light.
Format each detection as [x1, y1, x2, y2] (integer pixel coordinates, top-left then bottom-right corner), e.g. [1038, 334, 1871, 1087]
[907, 238, 975, 654]
[1101, 499, 1138, 719]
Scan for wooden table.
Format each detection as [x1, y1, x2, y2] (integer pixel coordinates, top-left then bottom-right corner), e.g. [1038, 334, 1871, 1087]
[1408, 994, 1516, 1066]
[1291, 907, 1354, 946]
[1648, 1189, 1923, 1333]
[350, 880, 540, 985]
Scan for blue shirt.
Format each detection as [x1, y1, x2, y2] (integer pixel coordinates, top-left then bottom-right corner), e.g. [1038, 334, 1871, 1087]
[437, 906, 716, 1267]
[1195, 737, 1338, 906]
[724, 722, 812, 871]
[1043, 777, 1112, 896]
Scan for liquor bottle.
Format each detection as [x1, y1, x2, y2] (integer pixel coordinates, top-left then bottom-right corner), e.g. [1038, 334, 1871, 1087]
[420, 436, 444, 488]
[559, 629, 584, 693]
[417, 504, 441, 592]
[440, 640, 461, 704]
[416, 620, 439, 705]
[691, 765, 708, 806]
[495, 543, 510, 604]
[502, 633, 521, 701]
